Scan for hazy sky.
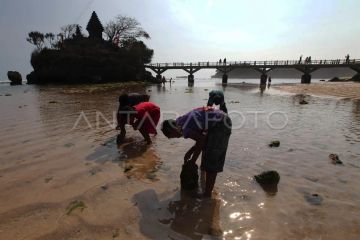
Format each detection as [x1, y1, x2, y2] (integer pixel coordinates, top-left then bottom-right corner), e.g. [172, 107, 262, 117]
[1, 0, 360, 79]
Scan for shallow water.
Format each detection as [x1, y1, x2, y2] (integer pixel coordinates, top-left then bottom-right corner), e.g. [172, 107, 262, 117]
[0, 79, 360, 239]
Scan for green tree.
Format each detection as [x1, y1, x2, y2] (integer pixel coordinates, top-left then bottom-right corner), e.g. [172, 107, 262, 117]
[26, 31, 45, 50]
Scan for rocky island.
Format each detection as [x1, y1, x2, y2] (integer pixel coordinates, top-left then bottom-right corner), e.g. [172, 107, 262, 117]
[26, 11, 156, 84]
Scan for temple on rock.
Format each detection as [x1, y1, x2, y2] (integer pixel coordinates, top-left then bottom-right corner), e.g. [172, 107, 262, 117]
[86, 11, 104, 39]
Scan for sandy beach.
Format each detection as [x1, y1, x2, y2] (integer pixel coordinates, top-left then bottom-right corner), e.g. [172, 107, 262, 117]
[1, 81, 360, 240]
[276, 81, 360, 100]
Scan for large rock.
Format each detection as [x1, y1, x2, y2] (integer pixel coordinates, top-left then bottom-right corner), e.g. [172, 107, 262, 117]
[7, 71, 22, 85]
[254, 170, 280, 195]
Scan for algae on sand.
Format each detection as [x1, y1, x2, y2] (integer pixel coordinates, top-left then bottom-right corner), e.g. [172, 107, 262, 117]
[66, 200, 86, 215]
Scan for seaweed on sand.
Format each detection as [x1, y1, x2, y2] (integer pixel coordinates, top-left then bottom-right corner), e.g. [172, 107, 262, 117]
[66, 200, 86, 215]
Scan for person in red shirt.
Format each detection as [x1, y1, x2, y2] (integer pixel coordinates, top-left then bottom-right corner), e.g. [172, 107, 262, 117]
[117, 102, 160, 144]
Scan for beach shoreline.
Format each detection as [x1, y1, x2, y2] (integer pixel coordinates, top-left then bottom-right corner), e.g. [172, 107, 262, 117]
[1, 82, 360, 239]
[275, 81, 360, 100]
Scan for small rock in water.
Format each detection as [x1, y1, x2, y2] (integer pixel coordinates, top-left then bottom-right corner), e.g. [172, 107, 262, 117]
[254, 170, 280, 195]
[101, 185, 108, 190]
[269, 140, 280, 147]
[44, 177, 53, 183]
[299, 99, 308, 105]
[49, 100, 58, 104]
[146, 172, 157, 180]
[329, 154, 343, 165]
[64, 143, 75, 148]
[5, 93, 12, 96]
[304, 193, 323, 206]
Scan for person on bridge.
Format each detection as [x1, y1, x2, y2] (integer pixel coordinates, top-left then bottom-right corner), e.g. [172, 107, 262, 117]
[161, 107, 232, 198]
[207, 90, 228, 113]
[117, 101, 160, 145]
[346, 54, 350, 63]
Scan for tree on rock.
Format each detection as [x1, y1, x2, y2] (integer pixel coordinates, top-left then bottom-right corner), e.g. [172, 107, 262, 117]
[104, 15, 150, 46]
[26, 31, 45, 51]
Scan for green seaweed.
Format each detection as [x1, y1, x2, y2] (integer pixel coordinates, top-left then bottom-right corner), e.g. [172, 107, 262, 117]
[66, 200, 86, 215]
[269, 140, 280, 147]
[44, 177, 53, 183]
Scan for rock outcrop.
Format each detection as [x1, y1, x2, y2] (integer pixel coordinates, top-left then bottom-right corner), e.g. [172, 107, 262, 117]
[7, 71, 22, 85]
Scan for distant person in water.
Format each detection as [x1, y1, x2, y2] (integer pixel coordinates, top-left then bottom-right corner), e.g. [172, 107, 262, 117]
[117, 102, 160, 144]
[223, 58, 226, 65]
[345, 54, 350, 63]
[162, 76, 166, 85]
[219, 59, 222, 65]
[207, 90, 228, 113]
[161, 107, 232, 197]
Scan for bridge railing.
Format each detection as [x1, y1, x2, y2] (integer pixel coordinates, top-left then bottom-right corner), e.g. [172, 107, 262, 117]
[145, 59, 360, 67]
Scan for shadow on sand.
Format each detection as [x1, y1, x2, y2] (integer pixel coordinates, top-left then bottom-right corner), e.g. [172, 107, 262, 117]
[133, 189, 222, 240]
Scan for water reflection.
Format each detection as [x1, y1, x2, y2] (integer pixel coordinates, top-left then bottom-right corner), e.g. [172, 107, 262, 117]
[134, 189, 222, 239]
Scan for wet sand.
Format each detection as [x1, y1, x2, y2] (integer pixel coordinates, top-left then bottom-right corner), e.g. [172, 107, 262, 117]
[1, 82, 360, 239]
[277, 82, 360, 100]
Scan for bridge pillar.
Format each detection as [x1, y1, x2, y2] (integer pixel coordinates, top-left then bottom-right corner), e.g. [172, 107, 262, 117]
[188, 74, 194, 83]
[156, 74, 162, 83]
[222, 74, 228, 84]
[260, 74, 267, 85]
[301, 73, 311, 84]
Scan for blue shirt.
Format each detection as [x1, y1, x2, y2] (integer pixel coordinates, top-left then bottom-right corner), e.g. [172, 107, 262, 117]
[176, 107, 226, 138]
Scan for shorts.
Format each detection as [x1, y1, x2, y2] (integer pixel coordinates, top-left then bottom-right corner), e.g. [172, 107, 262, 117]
[201, 116, 232, 173]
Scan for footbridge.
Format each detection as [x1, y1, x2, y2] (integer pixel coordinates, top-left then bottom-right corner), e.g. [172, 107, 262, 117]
[144, 59, 360, 84]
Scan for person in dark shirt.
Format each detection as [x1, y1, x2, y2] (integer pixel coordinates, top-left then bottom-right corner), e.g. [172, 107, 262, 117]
[207, 90, 228, 113]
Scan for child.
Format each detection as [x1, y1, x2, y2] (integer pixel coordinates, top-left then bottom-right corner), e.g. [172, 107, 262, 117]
[161, 107, 232, 197]
[116, 93, 150, 143]
[117, 102, 160, 144]
[207, 90, 228, 113]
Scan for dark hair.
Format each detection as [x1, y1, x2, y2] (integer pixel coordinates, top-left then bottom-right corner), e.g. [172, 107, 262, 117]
[119, 93, 129, 105]
[212, 95, 223, 105]
[161, 119, 177, 138]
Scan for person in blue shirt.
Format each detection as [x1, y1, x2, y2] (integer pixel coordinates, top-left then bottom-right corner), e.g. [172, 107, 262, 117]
[161, 106, 232, 197]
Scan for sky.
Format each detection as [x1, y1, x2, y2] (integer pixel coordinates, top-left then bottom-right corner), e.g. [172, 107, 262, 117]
[1, 0, 360, 79]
